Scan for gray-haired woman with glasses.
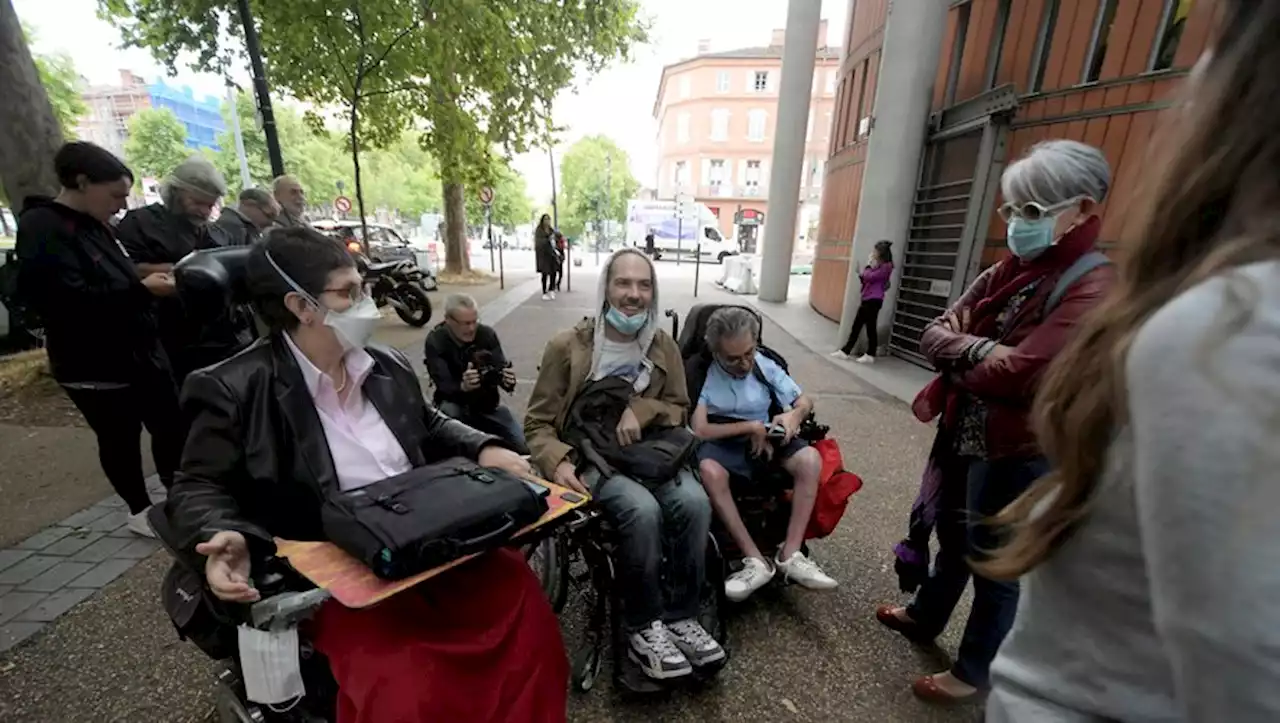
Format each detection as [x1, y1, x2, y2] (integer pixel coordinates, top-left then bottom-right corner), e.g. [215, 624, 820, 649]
[876, 139, 1116, 704]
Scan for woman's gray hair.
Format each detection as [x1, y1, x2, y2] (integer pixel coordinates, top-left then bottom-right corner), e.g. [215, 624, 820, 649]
[1000, 140, 1111, 207]
[160, 155, 227, 207]
[704, 307, 760, 352]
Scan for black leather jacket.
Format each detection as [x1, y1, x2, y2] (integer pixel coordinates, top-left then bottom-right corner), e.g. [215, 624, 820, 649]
[165, 335, 505, 560]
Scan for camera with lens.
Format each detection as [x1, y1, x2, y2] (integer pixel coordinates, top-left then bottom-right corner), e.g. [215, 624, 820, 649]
[469, 348, 513, 391]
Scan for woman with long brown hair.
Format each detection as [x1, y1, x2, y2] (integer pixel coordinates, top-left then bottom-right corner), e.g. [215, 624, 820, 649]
[985, 4, 1280, 720]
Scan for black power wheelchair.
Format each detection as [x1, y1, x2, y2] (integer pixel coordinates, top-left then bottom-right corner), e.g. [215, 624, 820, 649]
[160, 246, 575, 722]
[523, 303, 830, 696]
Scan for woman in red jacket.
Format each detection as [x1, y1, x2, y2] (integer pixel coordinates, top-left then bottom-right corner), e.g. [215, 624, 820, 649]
[875, 140, 1116, 704]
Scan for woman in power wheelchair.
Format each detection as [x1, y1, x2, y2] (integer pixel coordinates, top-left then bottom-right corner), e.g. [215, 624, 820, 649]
[682, 305, 837, 602]
[158, 228, 568, 723]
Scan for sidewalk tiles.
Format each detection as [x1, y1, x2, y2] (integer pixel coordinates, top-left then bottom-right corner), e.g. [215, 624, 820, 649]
[0, 476, 164, 653]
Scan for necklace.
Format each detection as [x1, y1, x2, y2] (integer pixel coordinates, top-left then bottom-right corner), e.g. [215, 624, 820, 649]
[333, 363, 349, 394]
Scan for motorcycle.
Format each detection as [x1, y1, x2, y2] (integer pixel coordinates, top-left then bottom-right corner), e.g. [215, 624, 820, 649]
[345, 240, 433, 327]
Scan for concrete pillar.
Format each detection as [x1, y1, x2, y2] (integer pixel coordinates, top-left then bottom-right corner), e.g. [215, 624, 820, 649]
[835, 0, 950, 352]
[757, 0, 822, 303]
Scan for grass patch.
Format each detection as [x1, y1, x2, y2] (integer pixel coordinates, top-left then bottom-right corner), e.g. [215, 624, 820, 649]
[437, 269, 497, 286]
[0, 349, 59, 397]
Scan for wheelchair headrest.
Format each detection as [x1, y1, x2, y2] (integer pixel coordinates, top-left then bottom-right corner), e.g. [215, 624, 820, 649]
[174, 245, 255, 320]
[676, 303, 763, 361]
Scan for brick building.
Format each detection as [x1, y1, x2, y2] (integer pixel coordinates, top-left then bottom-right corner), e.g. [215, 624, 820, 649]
[812, 0, 1210, 365]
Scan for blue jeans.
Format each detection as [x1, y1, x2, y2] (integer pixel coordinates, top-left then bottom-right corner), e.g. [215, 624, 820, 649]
[583, 467, 712, 631]
[905, 455, 1049, 688]
[437, 401, 528, 455]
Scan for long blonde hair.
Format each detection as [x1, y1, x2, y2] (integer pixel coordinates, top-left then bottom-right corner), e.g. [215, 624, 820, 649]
[980, 3, 1280, 579]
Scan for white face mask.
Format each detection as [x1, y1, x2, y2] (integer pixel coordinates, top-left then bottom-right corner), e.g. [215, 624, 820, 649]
[324, 295, 380, 351]
[265, 250, 378, 352]
[237, 625, 305, 706]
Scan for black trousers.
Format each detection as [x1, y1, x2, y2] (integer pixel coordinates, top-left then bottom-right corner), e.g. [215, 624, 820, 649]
[841, 299, 883, 355]
[541, 272, 554, 294]
[64, 368, 185, 514]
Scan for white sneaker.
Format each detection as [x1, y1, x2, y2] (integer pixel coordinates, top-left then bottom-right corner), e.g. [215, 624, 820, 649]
[666, 618, 726, 667]
[541, 292, 552, 300]
[855, 354, 875, 364]
[127, 508, 156, 538]
[830, 350, 849, 359]
[725, 556, 774, 602]
[628, 620, 692, 679]
[549, 291, 556, 300]
[775, 550, 837, 590]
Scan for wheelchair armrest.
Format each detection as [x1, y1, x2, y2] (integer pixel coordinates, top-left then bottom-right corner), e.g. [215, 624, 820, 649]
[249, 587, 332, 630]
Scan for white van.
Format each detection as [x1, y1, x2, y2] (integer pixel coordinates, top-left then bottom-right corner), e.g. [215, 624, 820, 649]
[625, 200, 739, 263]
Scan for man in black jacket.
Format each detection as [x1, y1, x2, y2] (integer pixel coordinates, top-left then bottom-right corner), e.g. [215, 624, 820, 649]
[213, 187, 279, 246]
[423, 293, 527, 452]
[117, 156, 255, 383]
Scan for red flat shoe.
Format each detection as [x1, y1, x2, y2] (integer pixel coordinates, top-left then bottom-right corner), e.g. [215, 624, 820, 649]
[874, 605, 934, 643]
[911, 674, 979, 705]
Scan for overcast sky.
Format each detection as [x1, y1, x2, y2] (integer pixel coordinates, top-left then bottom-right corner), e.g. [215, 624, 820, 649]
[15, 0, 849, 206]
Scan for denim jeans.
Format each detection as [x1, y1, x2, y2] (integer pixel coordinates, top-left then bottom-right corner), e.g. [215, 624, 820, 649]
[437, 401, 528, 455]
[905, 455, 1049, 688]
[583, 467, 712, 631]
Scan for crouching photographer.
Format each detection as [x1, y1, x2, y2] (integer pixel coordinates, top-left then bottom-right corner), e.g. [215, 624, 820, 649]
[424, 293, 528, 453]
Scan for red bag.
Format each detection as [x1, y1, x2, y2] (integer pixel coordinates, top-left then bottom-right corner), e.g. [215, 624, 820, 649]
[805, 438, 863, 539]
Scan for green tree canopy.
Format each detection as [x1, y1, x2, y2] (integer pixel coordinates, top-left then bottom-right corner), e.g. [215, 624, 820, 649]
[557, 134, 639, 239]
[98, 0, 647, 273]
[34, 52, 86, 138]
[123, 107, 190, 183]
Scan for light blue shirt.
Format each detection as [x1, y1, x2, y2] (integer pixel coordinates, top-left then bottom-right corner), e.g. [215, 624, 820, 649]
[698, 352, 802, 423]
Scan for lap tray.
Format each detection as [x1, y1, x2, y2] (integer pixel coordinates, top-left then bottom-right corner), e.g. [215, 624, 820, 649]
[274, 478, 586, 609]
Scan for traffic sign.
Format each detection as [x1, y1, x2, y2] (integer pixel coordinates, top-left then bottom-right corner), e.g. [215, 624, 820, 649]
[334, 196, 352, 214]
[478, 186, 494, 205]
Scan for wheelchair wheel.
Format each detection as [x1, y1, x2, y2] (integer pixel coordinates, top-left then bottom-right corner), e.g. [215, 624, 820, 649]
[524, 535, 569, 613]
[700, 532, 728, 646]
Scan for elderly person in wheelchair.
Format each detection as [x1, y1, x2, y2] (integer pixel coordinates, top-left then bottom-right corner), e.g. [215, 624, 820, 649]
[692, 307, 838, 602]
[164, 227, 568, 722]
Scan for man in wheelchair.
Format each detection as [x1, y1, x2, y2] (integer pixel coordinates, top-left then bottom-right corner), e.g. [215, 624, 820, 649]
[525, 248, 725, 682]
[691, 306, 838, 602]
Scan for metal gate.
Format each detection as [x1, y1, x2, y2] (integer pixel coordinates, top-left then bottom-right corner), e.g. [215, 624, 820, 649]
[889, 86, 1018, 367]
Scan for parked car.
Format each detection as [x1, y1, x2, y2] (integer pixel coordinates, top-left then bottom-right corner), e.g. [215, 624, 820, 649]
[314, 220, 439, 291]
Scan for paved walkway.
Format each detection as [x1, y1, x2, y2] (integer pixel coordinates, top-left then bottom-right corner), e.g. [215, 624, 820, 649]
[0, 264, 976, 722]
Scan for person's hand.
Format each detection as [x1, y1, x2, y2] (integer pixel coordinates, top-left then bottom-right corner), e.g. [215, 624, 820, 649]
[771, 410, 802, 444]
[745, 420, 770, 457]
[142, 272, 176, 297]
[196, 531, 259, 603]
[478, 445, 532, 478]
[616, 407, 642, 447]
[943, 307, 971, 333]
[461, 363, 481, 392]
[868, 253, 879, 267]
[986, 344, 1016, 363]
[554, 460, 589, 495]
[500, 367, 517, 391]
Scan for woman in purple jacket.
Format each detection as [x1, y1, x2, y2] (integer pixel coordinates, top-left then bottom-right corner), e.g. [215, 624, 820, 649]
[833, 240, 893, 363]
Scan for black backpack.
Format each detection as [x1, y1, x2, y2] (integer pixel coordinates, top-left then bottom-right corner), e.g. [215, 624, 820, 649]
[0, 250, 42, 334]
[563, 376, 697, 488]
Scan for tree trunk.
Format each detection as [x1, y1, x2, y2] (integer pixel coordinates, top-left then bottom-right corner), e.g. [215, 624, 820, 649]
[349, 100, 369, 251]
[442, 179, 470, 274]
[0, 0, 63, 210]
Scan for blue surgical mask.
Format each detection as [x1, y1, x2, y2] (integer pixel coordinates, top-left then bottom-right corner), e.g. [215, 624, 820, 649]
[1006, 217, 1057, 260]
[605, 306, 648, 335]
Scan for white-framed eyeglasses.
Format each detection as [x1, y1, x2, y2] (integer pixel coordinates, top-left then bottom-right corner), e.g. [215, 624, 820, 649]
[997, 196, 1086, 223]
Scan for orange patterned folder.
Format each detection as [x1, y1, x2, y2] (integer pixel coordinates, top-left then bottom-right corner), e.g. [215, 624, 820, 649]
[274, 479, 586, 609]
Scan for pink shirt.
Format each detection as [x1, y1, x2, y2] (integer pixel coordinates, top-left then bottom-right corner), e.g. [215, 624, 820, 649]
[284, 334, 413, 491]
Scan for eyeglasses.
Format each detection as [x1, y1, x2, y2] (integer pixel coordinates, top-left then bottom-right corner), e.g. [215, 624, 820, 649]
[997, 196, 1085, 223]
[322, 284, 367, 304]
[717, 346, 757, 367]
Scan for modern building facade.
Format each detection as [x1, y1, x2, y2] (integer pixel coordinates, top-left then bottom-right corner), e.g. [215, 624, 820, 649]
[812, 0, 1209, 366]
[653, 23, 842, 253]
[76, 71, 225, 158]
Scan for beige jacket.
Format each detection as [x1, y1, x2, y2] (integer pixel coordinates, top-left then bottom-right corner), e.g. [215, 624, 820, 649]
[523, 317, 690, 478]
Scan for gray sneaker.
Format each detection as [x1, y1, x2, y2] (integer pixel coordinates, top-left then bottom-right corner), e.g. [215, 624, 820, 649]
[628, 620, 692, 680]
[666, 618, 726, 667]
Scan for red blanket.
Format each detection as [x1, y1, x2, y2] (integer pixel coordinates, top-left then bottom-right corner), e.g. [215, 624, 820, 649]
[312, 548, 568, 723]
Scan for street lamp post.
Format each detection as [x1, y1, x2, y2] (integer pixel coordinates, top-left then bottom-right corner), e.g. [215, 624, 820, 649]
[235, 0, 285, 178]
